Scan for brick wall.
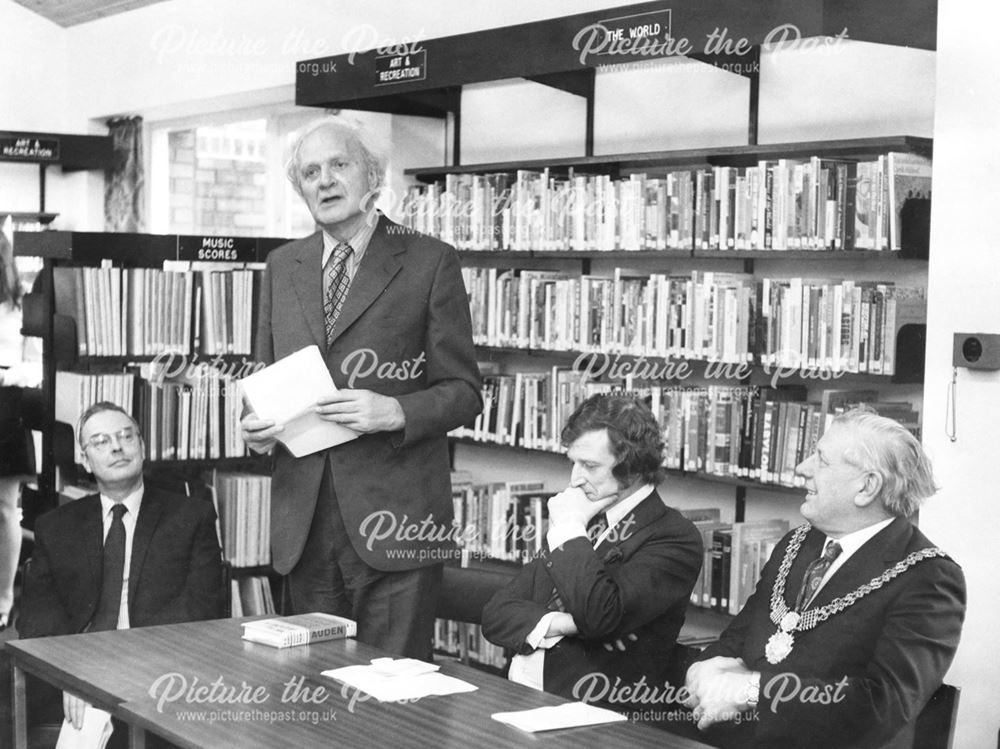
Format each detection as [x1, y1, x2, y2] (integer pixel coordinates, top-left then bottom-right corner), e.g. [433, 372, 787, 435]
[168, 129, 268, 236]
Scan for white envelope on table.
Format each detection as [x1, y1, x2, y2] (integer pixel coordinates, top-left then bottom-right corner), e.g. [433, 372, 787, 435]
[239, 345, 359, 457]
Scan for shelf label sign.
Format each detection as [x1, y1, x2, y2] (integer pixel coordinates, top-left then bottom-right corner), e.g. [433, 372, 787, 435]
[0, 136, 60, 161]
[178, 235, 257, 262]
[374, 49, 427, 86]
[570, 8, 679, 64]
[596, 9, 673, 52]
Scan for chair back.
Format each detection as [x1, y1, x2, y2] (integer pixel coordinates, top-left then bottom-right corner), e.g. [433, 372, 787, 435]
[437, 565, 516, 624]
[913, 683, 960, 749]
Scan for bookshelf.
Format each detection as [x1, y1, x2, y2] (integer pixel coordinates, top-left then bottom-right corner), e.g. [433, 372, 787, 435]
[294, 0, 934, 662]
[13, 230, 290, 616]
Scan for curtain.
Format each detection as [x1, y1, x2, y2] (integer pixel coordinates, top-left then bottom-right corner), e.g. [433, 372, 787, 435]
[104, 116, 145, 232]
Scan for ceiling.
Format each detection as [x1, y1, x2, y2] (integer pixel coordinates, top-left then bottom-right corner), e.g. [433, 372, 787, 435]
[11, 0, 173, 27]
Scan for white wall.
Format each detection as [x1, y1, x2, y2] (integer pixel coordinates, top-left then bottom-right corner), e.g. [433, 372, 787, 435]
[0, 1, 103, 229]
[2, 0, 648, 230]
[919, 1, 1000, 746]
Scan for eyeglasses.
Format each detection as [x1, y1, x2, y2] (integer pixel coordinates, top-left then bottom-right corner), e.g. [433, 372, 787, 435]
[82, 427, 139, 452]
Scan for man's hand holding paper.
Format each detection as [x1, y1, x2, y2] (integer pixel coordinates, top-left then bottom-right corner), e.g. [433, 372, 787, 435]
[241, 414, 283, 454]
[239, 346, 361, 457]
[315, 389, 405, 433]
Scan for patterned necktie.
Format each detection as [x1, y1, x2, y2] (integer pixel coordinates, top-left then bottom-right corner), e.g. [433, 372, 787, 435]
[795, 539, 842, 612]
[92, 504, 127, 631]
[323, 242, 354, 346]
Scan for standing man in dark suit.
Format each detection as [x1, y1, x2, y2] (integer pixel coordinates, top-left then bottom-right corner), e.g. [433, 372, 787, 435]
[682, 407, 966, 749]
[481, 393, 702, 712]
[241, 116, 481, 660]
[19, 400, 224, 732]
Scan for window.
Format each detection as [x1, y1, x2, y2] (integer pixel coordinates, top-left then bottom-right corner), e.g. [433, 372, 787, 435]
[149, 107, 319, 239]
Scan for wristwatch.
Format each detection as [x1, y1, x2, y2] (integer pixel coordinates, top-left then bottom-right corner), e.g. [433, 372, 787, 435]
[745, 672, 761, 709]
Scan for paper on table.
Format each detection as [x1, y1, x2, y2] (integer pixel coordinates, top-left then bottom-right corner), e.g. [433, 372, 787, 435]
[56, 704, 114, 749]
[491, 702, 628, 732]
[239, 345, 359, 457]
[322, 658, 478, 702]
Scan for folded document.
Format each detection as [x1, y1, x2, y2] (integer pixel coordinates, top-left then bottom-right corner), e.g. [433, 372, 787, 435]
[239, 345, 359, 457]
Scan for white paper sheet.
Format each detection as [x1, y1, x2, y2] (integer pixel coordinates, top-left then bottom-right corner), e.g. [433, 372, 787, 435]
[491, 702, 628, 732]
[239, 345, 359, 457]
[322, 658, 478, 702]
[56, 704, 114, 749]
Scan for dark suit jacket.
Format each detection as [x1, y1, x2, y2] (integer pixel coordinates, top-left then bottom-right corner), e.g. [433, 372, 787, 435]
[255, 215, 481, 574]
[481, 491, 703, 705]
[19, 487, 225, 638]
[697, 518, 966, 749]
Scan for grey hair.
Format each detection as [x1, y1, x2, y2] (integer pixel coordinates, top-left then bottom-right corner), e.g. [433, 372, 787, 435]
[284, 116, 388, 199]
[831, 406, 937, 517]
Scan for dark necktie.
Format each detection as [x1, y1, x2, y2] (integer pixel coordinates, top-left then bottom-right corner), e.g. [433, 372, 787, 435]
[323, 242, 354, 345]
[795, 539, 842, 611]
[92, 504, 127, 631]
[587, 512, 609, 546]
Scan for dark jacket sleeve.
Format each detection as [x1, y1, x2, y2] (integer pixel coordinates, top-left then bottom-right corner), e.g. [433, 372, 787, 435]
[545, 520, 702, 640]
[393, 245, 482, 446]
[482, 513, 703, 650]
[481, 561, 554, 654]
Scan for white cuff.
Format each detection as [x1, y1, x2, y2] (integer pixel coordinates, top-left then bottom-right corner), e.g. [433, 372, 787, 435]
[546, 520, 587, 552]
[526, 611, 565, 650]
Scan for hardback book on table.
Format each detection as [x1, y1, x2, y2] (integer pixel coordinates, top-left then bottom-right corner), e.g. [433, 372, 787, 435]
[241, 612, 357, 648]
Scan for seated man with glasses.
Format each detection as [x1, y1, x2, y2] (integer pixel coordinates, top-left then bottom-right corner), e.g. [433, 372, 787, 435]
[19, 401, 225, 741]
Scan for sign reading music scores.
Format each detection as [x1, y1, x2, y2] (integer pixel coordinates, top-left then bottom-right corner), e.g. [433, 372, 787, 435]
[374, 49, 427, 86]
[0, 136, 60, 162]
[178, 235, 257, 263]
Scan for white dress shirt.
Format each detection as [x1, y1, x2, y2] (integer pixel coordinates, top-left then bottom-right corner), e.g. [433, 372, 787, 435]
[813, 517, 895, 600]
[321, 209, 378, 280]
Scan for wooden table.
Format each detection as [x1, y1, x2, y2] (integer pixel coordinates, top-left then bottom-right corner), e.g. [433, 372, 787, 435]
[7, 617, 713, 749]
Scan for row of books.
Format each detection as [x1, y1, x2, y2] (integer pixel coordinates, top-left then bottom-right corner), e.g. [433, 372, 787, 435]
[683, 508, 790, 616]
[462, 267, 923, 373]
[53, 265, 256, 357]
[403, 152, 930, 252]
[56, 369, 249, 465]
[456, 379, 918, 488]
[434, 620, 505, 669]
[450, 474, 551, 563]
[209, 471, 271, 568]
[230, 575, 277, 617]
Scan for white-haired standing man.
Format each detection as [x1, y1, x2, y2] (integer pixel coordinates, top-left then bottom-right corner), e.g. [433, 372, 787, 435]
[241, 116, 481, 659]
